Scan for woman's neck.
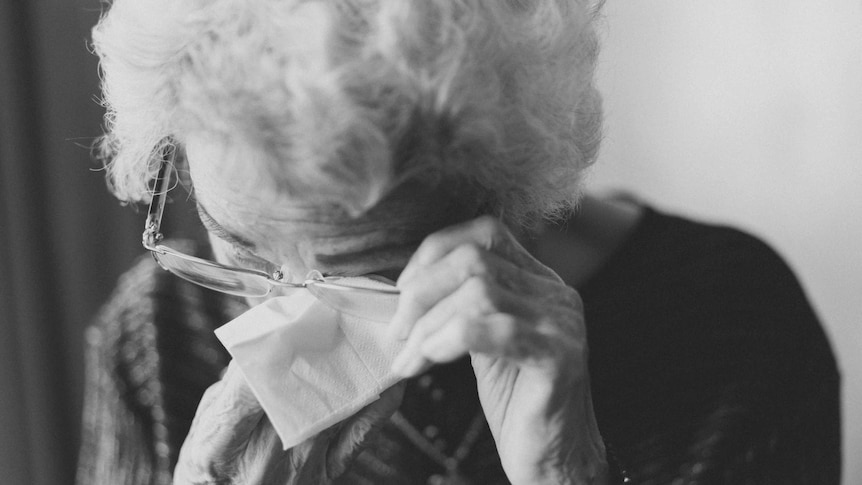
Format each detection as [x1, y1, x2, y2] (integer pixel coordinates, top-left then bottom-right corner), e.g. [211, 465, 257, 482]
[532, 194, 644, 288]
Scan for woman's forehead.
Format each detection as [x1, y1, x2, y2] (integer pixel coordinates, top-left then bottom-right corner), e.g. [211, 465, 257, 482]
[190, 160, 483, 276]
[186, 138, 331, 220]
[184, 134, 485, 274]
[195, 175, 472, 237]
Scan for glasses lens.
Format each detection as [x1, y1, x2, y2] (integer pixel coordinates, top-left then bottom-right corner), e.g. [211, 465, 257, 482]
[306, 277, 399, 323]
[152, 247, 272, 297]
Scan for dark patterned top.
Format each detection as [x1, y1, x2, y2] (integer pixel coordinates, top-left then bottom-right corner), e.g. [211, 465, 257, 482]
[77, 208, 841, 484]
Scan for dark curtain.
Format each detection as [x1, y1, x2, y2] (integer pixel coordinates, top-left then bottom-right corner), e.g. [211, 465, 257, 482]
[0, 1, 182, 483]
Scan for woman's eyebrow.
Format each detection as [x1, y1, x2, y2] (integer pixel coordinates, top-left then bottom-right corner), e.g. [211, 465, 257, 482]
[195, 202, 258, 251]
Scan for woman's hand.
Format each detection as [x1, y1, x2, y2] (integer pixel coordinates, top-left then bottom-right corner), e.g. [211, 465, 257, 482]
[173, 362, 405, 484]
[389, 216, 608, 485]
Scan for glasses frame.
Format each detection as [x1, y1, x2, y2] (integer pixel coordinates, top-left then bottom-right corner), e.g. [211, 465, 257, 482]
[141, 147, 399, 297]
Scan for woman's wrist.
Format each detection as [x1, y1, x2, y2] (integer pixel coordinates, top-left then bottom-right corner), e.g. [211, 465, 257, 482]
[530, 386, 612, 484]
[518, 438, 610, 485]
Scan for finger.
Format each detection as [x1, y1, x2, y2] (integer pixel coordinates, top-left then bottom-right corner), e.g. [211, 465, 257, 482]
[394, 267, 558, 365]
[390, 244, 519, 339]
[413, 277, 521, 364]
[406, 280, 583, 367]
[397, 215, 557, 286]
[397, 216, 499, 285]
[420, 311, 578, 368]
[391, 276, 517, 376]
[423, 312, 518, 363]
[389, 243, 559, 341]
[326, 382, 407, 477]
[406, 274, 510, 349]
[388, 350, 433, 380]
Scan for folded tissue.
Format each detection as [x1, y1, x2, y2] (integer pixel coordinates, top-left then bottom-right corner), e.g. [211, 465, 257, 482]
[214, 277, 404, 449]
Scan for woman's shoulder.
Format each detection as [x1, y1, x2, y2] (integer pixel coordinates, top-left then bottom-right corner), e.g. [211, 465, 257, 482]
[578, 199, 838, 412]
[572, 200, 841, 484]
[537, 195, 804, 295]
[80, 241, 241, 481]
[574, 199, 811, 308]
[86, 239, 244, 404]
[562, 197, 837, 403]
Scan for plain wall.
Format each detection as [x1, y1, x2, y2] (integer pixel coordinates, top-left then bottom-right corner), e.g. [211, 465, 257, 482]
[589, 2, 862, 483]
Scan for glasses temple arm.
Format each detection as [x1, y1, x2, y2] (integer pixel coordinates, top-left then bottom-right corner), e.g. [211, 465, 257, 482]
[143, 149, 175, 249]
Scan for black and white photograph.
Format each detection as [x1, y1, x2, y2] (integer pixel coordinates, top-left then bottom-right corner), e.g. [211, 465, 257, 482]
[1, 1, 859, 484]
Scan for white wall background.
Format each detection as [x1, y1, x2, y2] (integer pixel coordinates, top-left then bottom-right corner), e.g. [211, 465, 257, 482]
[589, 2, 862, 483]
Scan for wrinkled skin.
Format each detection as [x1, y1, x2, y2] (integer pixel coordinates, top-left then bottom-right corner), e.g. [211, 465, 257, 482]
[388, 216, 608, 484]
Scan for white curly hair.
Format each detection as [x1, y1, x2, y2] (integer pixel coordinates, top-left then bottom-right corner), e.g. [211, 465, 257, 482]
[92, 0, 604, 227]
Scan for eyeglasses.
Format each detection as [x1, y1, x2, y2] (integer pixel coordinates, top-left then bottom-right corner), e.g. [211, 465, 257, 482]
[142, 148, 399, 317]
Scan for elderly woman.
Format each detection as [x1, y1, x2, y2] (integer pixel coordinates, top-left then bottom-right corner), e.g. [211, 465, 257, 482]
[78, 0, 840, 484]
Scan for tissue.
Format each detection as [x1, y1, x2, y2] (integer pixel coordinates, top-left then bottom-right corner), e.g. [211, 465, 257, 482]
[214, 278, 404, 449]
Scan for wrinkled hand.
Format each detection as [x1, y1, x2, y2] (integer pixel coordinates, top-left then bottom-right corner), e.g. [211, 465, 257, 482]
[389, 216, 608, 485]
[173, 362, 405, 484]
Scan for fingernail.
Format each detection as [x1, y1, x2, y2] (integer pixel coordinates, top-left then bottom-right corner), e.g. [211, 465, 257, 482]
[401, 357, 425, 377]
[419, 338, 442, 361]
[390, 351, 408, 375]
